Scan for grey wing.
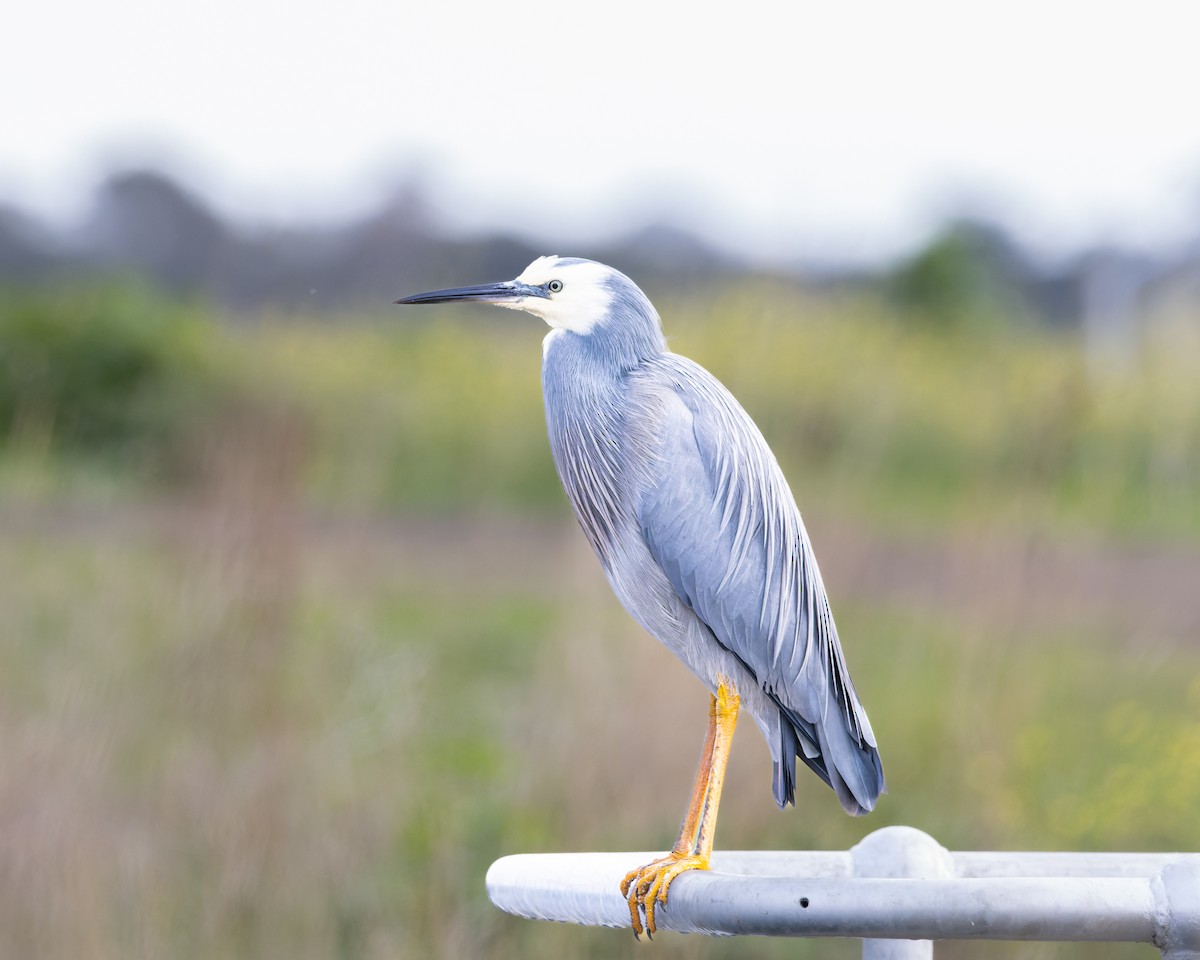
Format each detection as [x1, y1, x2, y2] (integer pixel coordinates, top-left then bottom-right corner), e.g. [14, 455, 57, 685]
[631, 357, 884, 814]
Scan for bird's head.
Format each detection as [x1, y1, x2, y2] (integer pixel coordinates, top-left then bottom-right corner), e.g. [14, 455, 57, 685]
[396, 256, 663, 343]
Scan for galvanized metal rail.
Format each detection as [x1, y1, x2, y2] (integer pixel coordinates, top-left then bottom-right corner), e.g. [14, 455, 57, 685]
[486, 826, 1200, 958]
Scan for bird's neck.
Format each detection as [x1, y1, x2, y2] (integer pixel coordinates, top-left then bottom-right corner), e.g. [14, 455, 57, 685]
[545, 312, 665, 377]
[541, 330, 639, 569]
[541, 328, 631, 420]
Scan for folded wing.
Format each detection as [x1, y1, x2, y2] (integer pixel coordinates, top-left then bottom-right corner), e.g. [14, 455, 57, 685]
[632, 355, 884, 814]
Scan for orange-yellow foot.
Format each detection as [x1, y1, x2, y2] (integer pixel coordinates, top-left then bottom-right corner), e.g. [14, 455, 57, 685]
[620, 852, 710, 938]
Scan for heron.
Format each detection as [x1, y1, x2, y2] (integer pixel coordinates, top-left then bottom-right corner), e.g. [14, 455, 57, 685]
[396, 256, 884, 937]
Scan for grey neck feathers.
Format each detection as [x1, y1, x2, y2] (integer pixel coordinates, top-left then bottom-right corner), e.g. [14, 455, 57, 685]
[586, 281, 667, 373]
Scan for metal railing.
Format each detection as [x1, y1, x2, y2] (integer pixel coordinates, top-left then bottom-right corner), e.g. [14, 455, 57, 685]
[486, 826, 1200, 958]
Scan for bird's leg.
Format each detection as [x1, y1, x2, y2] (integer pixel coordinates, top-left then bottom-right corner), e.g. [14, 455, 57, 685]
[620, 681, 739, 937]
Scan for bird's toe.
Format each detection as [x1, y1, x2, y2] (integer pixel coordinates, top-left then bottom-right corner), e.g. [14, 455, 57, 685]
[621, 852, 709, 937]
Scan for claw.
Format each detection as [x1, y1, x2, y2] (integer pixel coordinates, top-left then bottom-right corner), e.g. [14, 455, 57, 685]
[621, 852, 709, 937]
[620, 868, 644, 937]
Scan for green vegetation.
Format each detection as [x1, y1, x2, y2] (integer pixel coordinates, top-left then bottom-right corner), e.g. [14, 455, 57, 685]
[4, 281, 1199, 537]
[0, 285, 227, 475]
[236, 287, 1200, 539]
[1, 282, 1197, 959]
[886, 222, 1032, 331]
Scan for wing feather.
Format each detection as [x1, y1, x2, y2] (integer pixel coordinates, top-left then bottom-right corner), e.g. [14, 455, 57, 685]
[632, 355, 884, 812]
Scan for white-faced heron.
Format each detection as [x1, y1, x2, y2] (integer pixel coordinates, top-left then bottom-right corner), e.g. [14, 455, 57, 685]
[396, 257, 884, 936]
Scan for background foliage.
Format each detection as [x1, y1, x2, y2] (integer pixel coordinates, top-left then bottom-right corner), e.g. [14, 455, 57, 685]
[1, 281, 1197, 959]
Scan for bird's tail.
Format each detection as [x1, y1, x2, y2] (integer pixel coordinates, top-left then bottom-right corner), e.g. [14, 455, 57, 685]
[815, 707, 885, 815]
[773, 701, 885, 815]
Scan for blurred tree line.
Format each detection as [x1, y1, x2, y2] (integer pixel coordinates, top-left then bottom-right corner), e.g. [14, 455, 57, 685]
[0, 170, 739, 312]
[2, 166, 1199, 327]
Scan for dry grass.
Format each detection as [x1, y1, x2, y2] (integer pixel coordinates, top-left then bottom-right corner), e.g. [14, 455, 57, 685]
[1, 396, 1198, 960]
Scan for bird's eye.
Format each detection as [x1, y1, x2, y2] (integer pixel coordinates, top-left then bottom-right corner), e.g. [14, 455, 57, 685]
[547, 279, 564, 293]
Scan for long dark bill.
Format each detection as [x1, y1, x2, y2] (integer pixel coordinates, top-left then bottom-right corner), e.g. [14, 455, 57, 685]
[394, 281, 540, 305]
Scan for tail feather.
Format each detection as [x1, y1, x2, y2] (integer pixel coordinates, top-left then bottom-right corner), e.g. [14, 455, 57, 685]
[771, 703, 885, 815]
[816, 711, 885, 815]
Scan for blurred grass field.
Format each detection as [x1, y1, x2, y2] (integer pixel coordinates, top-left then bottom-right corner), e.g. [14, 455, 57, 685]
[1, 283, 1198, 959]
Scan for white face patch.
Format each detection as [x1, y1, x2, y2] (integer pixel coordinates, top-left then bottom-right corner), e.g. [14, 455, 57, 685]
[509, 256, 615, 334]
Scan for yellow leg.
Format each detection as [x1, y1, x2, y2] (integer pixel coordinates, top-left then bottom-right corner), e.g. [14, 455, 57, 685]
[620, 681, 739, 938]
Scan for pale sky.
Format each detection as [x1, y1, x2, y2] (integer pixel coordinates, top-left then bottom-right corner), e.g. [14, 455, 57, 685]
[6, 0, 1200, 264]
